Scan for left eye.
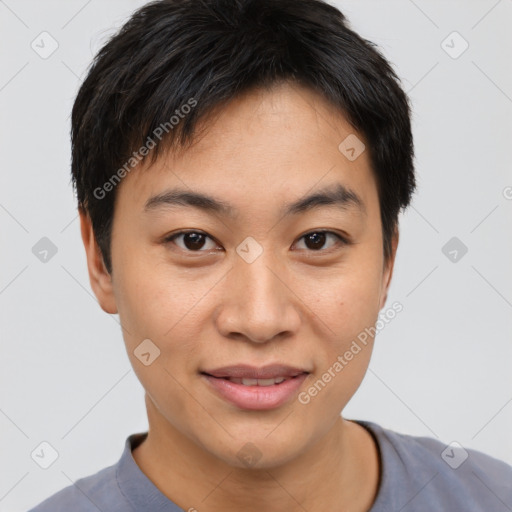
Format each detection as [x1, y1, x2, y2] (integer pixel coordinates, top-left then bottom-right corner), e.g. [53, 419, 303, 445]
[293, 231, 346, 251]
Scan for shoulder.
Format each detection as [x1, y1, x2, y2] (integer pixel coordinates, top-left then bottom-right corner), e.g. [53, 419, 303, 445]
[359, 420, 512, 511]
[27, 464, 126, 512]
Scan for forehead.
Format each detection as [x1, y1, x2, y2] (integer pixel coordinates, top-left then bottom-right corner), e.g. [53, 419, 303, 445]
[118, 82, 378, 218]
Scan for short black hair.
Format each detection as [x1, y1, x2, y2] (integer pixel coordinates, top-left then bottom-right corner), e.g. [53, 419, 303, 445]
[71, 0, 416, 275]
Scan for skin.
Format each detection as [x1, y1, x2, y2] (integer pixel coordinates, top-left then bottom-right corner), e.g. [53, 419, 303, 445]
[80, 81, 398, 512]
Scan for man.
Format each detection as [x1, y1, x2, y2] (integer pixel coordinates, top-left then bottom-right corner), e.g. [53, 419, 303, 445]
[30, 0, 512, 510]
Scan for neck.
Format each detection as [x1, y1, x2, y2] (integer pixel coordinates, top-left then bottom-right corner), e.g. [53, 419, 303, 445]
[132, 397, 380, 512]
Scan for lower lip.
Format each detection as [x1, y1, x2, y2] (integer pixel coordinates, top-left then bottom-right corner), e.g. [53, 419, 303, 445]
[201, 373, 309, 410]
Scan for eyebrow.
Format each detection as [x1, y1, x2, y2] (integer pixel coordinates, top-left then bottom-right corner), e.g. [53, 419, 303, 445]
[143, 183, 366, 218]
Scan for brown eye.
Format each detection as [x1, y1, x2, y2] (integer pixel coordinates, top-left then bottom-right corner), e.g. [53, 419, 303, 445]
[165, 231, 219, 252]
[295, 231, 347, 252]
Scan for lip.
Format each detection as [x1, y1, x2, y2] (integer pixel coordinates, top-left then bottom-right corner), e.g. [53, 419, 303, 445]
[201, 365, 310, 410]
[201, 364, 309, 379]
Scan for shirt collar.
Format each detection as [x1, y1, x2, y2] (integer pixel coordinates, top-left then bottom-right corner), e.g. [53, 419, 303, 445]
[115, 422, 393, 511]
[116, 432, 183, 511]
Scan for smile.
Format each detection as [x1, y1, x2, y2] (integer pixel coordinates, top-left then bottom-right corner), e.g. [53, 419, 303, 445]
[201, 371, 309, 410]
[223, 376, 288, 386]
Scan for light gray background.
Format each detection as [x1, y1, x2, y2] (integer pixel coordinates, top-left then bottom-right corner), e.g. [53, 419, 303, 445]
[1, 1, 511, 510]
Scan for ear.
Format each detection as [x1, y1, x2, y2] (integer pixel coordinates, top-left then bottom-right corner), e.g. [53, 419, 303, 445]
[79, 209, 118, 314]
[379, 226, 399, 310]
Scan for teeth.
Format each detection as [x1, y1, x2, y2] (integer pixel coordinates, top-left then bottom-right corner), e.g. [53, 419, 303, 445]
[256, 378, 280, 386]
[228, 376, 288, 386]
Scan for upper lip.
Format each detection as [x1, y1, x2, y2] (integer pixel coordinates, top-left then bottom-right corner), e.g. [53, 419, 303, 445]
[201, 364, 309, 379]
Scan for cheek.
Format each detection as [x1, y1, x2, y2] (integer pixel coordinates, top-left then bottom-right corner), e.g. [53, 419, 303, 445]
[112, 253, 217, 386]
[305, 251, 383, 392]
[112, 258, 205, 415]
[113, 250, 194, 335]
[316, 260, 383, 339]
[320, 288, 378, 375]
[301, 277, 379, 413]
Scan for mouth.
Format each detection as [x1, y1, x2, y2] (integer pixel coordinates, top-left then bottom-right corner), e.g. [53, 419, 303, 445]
[201, 363, 309, 380]
[205, 375, 299, 386]
[200, 364, 310, 410]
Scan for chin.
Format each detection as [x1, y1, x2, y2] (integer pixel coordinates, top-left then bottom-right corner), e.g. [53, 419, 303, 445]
[199, 425, 313, 471]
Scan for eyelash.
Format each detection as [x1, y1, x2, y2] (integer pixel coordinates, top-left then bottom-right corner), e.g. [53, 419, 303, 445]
[163, 229, 350, 254]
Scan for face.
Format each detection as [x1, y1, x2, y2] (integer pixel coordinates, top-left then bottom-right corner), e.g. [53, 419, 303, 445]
[81, 81, 397, 469]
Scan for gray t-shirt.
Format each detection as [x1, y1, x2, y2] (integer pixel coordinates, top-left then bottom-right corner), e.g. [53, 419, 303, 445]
[28, 420, 512, 511]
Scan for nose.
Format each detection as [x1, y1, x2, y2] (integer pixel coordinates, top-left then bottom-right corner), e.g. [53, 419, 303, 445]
[214, 249, 302, 344]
